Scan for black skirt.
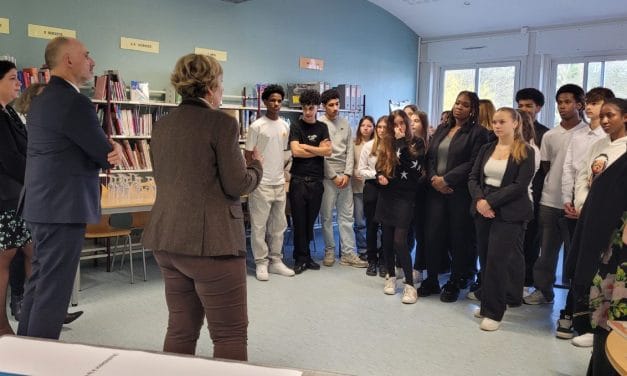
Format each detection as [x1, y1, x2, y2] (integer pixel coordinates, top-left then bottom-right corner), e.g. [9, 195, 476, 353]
[374, 188, 415, 228]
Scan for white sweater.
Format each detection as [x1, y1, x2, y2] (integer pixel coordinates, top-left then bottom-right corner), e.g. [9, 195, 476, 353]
[358, 139, 378, 180]
[574, 135, 627, 211]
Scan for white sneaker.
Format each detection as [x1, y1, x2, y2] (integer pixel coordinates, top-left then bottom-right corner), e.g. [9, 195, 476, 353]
[480, 317, 501, 331]
[473, 307, 483, 318]
[268, 261, 295, 277]
[255, 264, 269, 281]
[523, 286, 532, 298]
[571, 333, 593, 347]
[384, 275, 396, 295]
[323, 250, 335, 267]
[339, 252, 368, 268]
[523, 289, 553, 305]
[467, 291, 479, 301]
[401, 284, 418, 304]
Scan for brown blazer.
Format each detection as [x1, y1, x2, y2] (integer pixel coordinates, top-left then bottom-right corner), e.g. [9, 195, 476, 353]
[142, 98, 262, 257]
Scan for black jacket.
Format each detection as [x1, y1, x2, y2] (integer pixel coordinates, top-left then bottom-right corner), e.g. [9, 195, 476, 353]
[0, 105, 27, 211]
[427, 121, 489, 190]
[468, 141, 535, 222]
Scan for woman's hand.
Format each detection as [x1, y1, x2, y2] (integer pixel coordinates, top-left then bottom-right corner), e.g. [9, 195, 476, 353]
[477, 199, 494, 218]
[394, 126, 404, 139]
[250, 147, 263, 165]
[431, 176, 452, 193]
[377, 175, 389, 186]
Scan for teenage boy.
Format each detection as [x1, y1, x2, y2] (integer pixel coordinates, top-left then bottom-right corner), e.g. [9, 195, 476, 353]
[525, 84, 587, 307]
[557, 87, 614, 345]
[318, 89, 368, 268]
[516, 88, 550, 294]
[288, 89, 332, 274]
[245, 84, 295, 281]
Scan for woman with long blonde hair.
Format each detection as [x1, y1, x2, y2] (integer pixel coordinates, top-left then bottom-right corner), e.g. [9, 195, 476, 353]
[468, 107, 535, 331]
[374, 110, 426, 304]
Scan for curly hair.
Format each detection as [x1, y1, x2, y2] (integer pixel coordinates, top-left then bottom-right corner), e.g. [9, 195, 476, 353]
[299, 89, 321, 106]
[516, 88, 545, 107]
[261, 84, 285, 101]
[170, 54, 223, 99]
[321, 89, 340, 105]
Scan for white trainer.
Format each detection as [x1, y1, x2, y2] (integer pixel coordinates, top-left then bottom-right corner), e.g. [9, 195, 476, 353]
[268, 261, 295, 277]
[473, 307, 483, 318]
[384, 275, 396, 295]
[571, 333, 593, 347]
[401, 284, 418, 304]
[255, 264, 269, 281]
[480, 317, 501, 331]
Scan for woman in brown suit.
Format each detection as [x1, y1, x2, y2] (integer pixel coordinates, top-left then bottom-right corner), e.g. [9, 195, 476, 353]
[142, 54, 262, 361]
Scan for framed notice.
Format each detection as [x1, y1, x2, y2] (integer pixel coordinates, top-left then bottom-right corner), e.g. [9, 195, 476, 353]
[0, 18, 9, 34]
[299, 57, 324, 71]
[195, 47, 227, 62]
[28, 24, 76, 39]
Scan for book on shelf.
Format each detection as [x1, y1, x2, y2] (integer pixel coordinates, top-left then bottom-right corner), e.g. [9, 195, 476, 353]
[98, 105, 153, 137]
[110, 139, 151, 171]
[130, 80, 150, 102]
[93, 75, 108, 100]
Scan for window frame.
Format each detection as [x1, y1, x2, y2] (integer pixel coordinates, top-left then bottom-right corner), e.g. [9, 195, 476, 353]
[548, 54, 627, 126]
[437, 61, 521, 115]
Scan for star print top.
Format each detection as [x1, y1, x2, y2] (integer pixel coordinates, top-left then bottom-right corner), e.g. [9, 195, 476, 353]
[382, 137, 426, 197]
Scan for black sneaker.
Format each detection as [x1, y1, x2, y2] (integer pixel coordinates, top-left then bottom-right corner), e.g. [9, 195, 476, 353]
[556, 310, 574, 339]
[293, 261, 306, 275]
[440, 281, 460, 303]
[417, 279, 441, 297]
[378, 261, 387, 278]
[366, 261, 377, 276]
[305, 259, 320, 270]
[455, 277, 472, 290]
[468, 281, 481, 293]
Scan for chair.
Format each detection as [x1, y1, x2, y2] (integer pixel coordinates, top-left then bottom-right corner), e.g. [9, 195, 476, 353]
[84, 214, 135, 283]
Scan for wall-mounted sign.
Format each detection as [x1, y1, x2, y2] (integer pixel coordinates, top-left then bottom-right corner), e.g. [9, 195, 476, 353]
[0, 18, 9, 34]
[299, 57, 324, 71]
[194, 47, 227, 62]
[121, 37, 159, 54]
[28, 24, 76, 39]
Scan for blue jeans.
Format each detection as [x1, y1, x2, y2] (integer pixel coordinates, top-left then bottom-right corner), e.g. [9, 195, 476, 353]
[320, 178, 356, 256]
[353, 193, 367, 251]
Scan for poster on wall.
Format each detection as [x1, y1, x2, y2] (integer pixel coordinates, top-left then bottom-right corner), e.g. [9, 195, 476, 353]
[195, 47, 227, 62]
[0, 18, 9, 34]
[120, 37, 160, 54]
[299, 57, 324, 71]
[28, 24, 76, 39]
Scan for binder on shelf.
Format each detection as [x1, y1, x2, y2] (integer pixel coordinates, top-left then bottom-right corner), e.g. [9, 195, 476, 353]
[336, 84, 351, 110]
[130, 80, 150, 102]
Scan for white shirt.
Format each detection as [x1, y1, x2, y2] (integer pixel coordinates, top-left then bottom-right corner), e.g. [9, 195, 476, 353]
[358, 139, 377, 180]
[561, 124, 606, 205]
[540, 120, 587, 209]
[484, 158, 508, 187]
[245, 116, 289, 185]
[574, 135, 627, 211]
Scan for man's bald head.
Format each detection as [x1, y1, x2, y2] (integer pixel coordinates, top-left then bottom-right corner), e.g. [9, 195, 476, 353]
[44, 37, 76, 69]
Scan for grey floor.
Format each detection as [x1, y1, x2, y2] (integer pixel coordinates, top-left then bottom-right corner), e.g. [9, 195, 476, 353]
[6, 240, 590, 376]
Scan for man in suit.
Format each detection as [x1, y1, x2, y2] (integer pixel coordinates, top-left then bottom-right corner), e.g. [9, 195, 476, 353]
[18, 37, 123, 339]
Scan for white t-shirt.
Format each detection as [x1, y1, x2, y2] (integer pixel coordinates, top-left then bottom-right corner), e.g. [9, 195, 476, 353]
[245, 116, 289, 185]
[574, 135, 627, 211]
[540, 120, 587, 209]
[561, 124, 605, 205]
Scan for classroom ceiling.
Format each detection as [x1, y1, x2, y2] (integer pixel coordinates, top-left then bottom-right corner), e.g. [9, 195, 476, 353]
[367, 0, 627, 39]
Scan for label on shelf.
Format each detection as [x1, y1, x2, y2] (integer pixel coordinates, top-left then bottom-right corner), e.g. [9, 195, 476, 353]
[195, 47, 227, 62]
[121, 37, 160, 54]
[28, 24, 76, 39]
[0, 18, 9, 34]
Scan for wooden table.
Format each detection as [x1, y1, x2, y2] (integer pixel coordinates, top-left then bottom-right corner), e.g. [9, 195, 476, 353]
[606, 329, 627, 375]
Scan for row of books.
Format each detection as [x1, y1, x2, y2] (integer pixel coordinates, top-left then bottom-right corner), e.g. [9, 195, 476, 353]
[93, 71, 127, 101]
[98, 106, 153, 136]
[113, 140, 152, 171]
[17, 67, 51, 90]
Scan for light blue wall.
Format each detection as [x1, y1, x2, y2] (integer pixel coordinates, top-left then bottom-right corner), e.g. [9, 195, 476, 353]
[1, 0, 418, 117]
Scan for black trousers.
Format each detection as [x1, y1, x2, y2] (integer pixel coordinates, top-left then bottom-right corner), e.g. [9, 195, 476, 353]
[9, 248, 26, 297]
[288, 177, 324, 263]
[382, 225, 413, 285]
[424, 187, 476, 284]
[475, 216, 525, 321]
[523, 205, 541, 287]
[363, 182, 382, 262]
[412, 187, 427, 271]
[587, 327, 619, 376]
[17, 222, 86, 339]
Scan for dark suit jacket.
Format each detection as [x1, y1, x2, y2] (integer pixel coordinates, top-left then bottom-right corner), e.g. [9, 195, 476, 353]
[142, 98, 262, 257]
[0, 105, 27, 211]
[22, 76, 112, 224]
[427, 121, 489, 190]
[468, 141, 535, 222]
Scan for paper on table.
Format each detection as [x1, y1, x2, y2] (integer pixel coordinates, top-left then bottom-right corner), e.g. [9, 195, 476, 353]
[0, 336, 301, 376]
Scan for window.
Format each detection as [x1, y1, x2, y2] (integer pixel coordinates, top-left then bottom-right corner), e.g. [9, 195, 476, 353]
[551, 58, 627, 125]
[440, 64, 518, 114]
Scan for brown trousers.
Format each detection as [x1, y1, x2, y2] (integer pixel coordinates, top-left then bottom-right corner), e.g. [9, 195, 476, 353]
[153, 251, 248, 361]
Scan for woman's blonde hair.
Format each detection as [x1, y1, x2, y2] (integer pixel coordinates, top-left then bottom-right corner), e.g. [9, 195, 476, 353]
[479, 99, 496, 130]
[371, 115, 387, 156]
[170, 54, 223, 99]
[495, 107, 528, 164]
[13, 83, 46, 114]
